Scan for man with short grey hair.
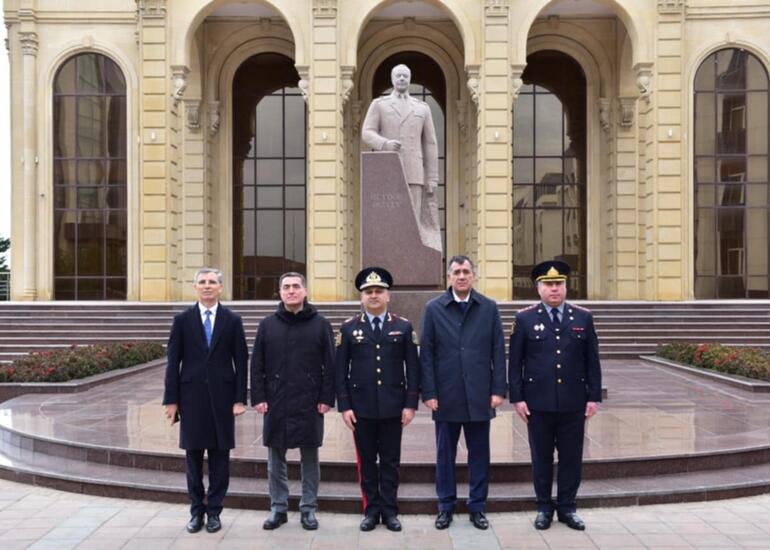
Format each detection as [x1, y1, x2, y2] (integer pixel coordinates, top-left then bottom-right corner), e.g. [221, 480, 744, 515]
[251, 272, 335, 531]
[163, 267, 248, 535]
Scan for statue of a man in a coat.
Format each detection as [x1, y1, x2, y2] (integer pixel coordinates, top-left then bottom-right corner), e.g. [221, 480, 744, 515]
[163, 267, 249, 535]
[362, 63, 442, 252]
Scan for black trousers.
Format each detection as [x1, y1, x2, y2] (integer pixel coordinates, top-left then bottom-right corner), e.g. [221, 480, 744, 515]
[435, 420, 490, 513]
[185, 448, 230, 517]
[353, 416, 403, 518]
[527, 410, 585, 515]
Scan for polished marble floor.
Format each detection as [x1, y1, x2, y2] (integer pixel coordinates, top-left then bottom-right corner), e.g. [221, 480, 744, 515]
[2, 360, 770, 463]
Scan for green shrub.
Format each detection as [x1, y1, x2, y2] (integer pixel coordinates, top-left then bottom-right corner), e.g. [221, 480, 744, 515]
[0, 342, 165, 383]
[656, 342, 770, 381]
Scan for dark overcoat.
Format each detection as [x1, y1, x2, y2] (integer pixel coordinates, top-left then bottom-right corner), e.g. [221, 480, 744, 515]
[162, 303, 248, 450]
[420, 288, 507, 422]
[250, 301, 335, 449]
[508, 302, 602, 412]
[335, 312, 420, 419]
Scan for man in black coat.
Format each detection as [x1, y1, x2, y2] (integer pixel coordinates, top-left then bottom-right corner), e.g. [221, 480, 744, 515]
[335, 267, 420, 532]
[420, 255, 507, 531]
[163, 267, 248, 534]
[508, 260, 602, 531]
[251, 272, 335, 531]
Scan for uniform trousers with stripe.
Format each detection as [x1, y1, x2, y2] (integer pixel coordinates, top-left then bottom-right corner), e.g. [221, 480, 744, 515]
[527, 410, 585, 515]
[353, 416, 403, 519]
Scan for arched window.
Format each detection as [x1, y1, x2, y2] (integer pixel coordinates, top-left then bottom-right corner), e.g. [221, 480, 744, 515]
[53, 53, 127, 299]
[232, 53, 306, 299]
[694, 48, 770, 298]
[512, 51, 587, 298]
[372, 51, 447, 258]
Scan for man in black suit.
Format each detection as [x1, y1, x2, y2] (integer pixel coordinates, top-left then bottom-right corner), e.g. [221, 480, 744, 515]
[335, 267, 420, 532]
[163, 267, 248, 534]
[508, 260, 602, 531]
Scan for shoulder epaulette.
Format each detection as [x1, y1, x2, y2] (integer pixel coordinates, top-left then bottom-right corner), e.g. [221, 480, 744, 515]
[570, 303, 592, 313]
[342, 315, 357, 325]
[391, 313, 409, 322]
[517, 303, 538, 314]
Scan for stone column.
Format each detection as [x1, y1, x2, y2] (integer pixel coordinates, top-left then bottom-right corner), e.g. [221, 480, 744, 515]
[475, 0, 513, 299]
[136, 0, 171, 299]
[306, 0, 345, 300]
[19, 29, 38, 300]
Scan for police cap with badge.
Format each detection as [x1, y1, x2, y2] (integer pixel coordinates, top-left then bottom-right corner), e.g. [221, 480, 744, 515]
[530, 260, 571, 283]
[355, 267, 393, 291]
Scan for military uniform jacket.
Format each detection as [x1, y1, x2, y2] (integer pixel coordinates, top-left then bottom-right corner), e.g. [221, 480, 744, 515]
[508, 302, 602, 412]
[335, 312, 420, 419]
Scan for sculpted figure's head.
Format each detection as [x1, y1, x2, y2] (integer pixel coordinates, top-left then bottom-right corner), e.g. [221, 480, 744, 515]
[391, 64, 412, 94]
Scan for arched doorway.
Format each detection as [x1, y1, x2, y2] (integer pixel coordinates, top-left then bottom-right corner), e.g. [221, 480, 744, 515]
[53, 53, 128, 300]
[231, 53, 306, 299]
[512, 50, 587, 299]
[694, 48, 770, 298]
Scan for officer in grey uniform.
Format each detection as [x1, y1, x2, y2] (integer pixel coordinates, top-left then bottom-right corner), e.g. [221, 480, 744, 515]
[335, 267, 420, 532]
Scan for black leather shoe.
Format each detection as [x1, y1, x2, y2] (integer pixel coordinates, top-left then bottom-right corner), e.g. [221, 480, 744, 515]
[360, 514, 379, 531]
[186, 514, 204, 533]
[469, 511, 489, 530]
[534, 511, 553, 530]
[382, 515, 402, 532]
[205, 514, 222, 533]
[435, 511, 453, 530]
[301, 510, 319, 530]
[558, 512, 586, 531]
[262, 511, 288, 530]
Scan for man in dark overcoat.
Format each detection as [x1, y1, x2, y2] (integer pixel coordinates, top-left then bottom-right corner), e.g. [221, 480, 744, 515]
[335, 267, 420, 532]
[508, 260, 602, 531]
[163, 267, 248, 534]
[420, 255, 507, 531]
[251, 272, 335, 531]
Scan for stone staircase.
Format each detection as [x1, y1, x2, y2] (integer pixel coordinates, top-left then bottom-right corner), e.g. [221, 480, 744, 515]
[1, 300, 769, 363]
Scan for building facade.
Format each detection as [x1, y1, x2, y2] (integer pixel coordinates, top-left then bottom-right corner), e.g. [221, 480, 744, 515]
[4, 0, 770, 302]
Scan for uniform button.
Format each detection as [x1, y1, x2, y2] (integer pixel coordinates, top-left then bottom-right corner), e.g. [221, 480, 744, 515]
[377, 380, 382, 386]
[557, 364, 562, 369]
[528, 377, 533, 382]
[376, 344, 380, 349]
[377, 368, 381, 373]
[376, 356, 381, 361]
[556, 350, 561, 354]
[556, 336, 560, 341]
[557, 378, 562, 383]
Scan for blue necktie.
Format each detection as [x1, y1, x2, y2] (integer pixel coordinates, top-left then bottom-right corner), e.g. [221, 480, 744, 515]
[551, 307, 561, 327]
[372, 316, 381, 338]
[204, 310, 213, 348]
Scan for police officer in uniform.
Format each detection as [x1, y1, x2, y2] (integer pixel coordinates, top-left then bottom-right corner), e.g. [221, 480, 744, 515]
[335, 267, 420, 532]
[508, 260, 602, 531]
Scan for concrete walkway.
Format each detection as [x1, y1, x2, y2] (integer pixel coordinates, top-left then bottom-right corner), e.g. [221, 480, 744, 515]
[1, 480, 770, 549]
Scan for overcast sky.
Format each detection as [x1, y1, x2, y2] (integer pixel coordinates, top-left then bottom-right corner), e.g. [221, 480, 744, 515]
[1, 25, 10, 265]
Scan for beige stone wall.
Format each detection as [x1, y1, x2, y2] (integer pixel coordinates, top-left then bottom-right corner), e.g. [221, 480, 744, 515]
[5, 0, 770, 301]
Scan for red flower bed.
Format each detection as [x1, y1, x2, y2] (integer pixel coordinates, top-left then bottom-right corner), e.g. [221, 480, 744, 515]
[0, 342, 165, 383]
[657, 342, 770, 381]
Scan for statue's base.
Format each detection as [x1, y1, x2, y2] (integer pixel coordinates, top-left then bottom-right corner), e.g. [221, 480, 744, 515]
[360, 151, 442, 287]
[389, 289, 443, 334]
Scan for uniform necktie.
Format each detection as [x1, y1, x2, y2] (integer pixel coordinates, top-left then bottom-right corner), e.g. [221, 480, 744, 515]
[204, 310, 213, 348]
[550, 307, 561, 327]
[372, 316, 381, 338]
[458, 301, 468, 314]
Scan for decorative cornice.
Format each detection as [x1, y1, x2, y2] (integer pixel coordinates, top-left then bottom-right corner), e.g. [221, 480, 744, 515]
[19, 31, 38, 56]
[341, 65, 355, 105]
[296, 65, 310, 103]
[171, 65, 189, 105]
[618, 98, 636, 129]
[485, 0, 509, 17]
[136, 0, 166, 19]
[598, 98, 611, 133]
[184, 99, 201, 131]
[658, 0, 685, 14]
[313, 0, 337, 19]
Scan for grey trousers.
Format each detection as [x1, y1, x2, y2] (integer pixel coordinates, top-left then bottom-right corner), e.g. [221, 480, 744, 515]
[268, 446, 320, 513]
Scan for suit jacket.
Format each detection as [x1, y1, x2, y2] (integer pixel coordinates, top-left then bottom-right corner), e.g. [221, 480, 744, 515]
[420, 288, 507, 422]
[163, 303, 248, 450]
[508, 302, 602, 412]
[335, 311, 420, 419]
[361, 93, 439, 187]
